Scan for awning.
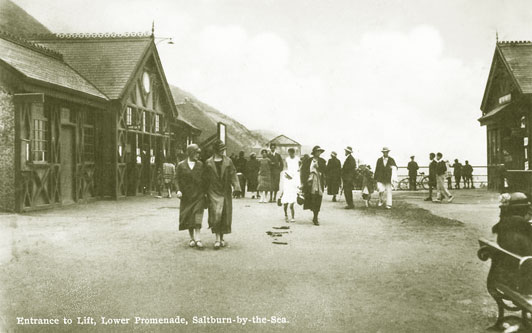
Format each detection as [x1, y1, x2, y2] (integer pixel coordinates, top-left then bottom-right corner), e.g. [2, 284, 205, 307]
[478, 103, 510, 124]
[172, 117, 201, 133]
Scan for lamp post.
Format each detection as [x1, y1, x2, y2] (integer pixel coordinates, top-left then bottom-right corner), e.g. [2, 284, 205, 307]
[155, 37, 174, 45]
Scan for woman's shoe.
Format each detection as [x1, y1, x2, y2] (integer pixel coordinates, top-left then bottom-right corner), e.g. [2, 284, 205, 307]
[220, 240, 227, 247]
[189, 240, 196, 247]
[290, 218, 296, 223]
[285, 216, 289, 223]
[214, 241, 221, 250]
[195, 240, 204, 249]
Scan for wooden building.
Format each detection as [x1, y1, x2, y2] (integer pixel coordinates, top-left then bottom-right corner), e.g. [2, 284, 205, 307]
[267, 135, 301, 158]
[479, 41, 532, 191]
[0, 31, 199, 212]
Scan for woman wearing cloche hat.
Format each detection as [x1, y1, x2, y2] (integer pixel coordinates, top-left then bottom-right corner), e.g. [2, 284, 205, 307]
[300, 145, 327, 225]
[203, 140, 241, 249]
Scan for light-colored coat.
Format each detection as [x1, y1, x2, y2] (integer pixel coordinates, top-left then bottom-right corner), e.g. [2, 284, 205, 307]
[204, 156, 241, 234]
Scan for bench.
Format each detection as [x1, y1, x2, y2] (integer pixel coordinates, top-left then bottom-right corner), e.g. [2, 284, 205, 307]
[478, 238, 532, 330]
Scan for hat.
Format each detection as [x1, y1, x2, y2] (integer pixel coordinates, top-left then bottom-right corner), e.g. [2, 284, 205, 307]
[331, 151, 337, 157]
[410, 155, 415, 158]
[381, 147, 391, 152]
[345, 146, 353, 154]
[312, 145, 325, 155]
[499, 192, 530, 208]
[213, 140, 226, 153]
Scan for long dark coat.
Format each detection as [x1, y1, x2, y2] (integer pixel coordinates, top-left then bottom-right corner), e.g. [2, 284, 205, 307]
[374, 156, 397, 184]
[428, 159, 437, 186]
[176, 160, 205, 230]
[246, 157, 260, 192]
[407, 161, 419, 177]
[300, 157, 326, 212]
[342, 154, 357, 187]
[269, 152, 284, 191]
[326, 157, 342, 195]
[204, 156, 241, 234]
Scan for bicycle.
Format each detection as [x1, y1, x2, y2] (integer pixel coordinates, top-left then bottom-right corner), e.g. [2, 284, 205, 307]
[397, 172, 430, 191]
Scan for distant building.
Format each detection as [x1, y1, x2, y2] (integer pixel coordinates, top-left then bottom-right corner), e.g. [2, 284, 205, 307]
[0, 31, 199, 212]
[479, 40, 532, 191]
[267, 135, 301, 157]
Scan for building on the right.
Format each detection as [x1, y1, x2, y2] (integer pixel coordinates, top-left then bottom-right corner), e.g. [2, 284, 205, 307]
[479, 40, 532, 192]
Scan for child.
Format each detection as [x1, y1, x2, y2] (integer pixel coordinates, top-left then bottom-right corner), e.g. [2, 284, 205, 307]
[360, 165, 375, 207]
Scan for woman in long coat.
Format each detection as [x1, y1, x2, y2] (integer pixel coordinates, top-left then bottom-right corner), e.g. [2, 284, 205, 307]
[203, 140, 241, 249]
[176, 144, 205, 249]
[300, 145, 326, 225]
[257, 149, 273, 203]
[326, 152, 342, 202]
[246, 152, 260, 198]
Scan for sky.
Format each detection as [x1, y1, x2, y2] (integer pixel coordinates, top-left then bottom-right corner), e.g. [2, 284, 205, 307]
[13, 0, 532, 166]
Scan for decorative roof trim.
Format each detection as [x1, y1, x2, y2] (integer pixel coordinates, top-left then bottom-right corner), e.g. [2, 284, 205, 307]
[27, 31, 153, 40]
[497, 40, 532, 45]
[0, 30, 63, 60]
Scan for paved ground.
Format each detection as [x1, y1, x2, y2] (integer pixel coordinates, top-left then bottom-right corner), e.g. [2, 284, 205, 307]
[0, 189, 501, 332]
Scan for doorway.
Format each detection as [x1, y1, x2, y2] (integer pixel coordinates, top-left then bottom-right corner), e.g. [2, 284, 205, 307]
[61, 126, 75, 204]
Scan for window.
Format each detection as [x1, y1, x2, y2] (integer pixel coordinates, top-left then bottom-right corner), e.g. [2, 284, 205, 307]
[83, 127, 95, 161]
[155, 114, 160, 133]
[126, 107, 132, 126]
[142, 112, 146, 132]
[32, 119, 48, 162]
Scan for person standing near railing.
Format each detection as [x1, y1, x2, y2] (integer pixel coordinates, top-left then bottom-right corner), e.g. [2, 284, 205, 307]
[452, 159, 462, 190]
[462, 161, 473, 189]
[407, 155, 419, 191]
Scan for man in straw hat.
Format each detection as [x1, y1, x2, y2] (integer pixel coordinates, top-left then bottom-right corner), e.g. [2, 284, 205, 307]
[342, 146, 357, 209]
[300, 145, 327, 225]
[374, 147, 397, 209]
[203, 140, 241, 249]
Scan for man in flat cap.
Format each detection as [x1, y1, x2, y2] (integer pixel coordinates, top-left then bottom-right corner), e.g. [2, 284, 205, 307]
[407, 155, 419, 191]
[342, 146, 357, 209]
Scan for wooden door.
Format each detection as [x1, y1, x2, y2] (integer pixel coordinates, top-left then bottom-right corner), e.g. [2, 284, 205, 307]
[61, 126, 75, 204]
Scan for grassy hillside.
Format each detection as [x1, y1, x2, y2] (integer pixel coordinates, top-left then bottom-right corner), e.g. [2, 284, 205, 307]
[170, 85, 266, 155]
[0, 0, 51, 36]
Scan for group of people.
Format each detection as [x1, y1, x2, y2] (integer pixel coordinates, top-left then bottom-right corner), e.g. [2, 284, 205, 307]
[175, 140, 241, 250]
[229, 144, 284, 203]
[324, 146, 398, 209]
[407, 156, 475, 192]
[173, 140, 481, 248]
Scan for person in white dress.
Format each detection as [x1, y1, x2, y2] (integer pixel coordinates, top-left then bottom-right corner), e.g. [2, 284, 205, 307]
[280, 148, 300, 222]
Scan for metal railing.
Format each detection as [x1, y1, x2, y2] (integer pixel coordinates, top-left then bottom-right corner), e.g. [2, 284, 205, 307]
[396, 166, 488, 188]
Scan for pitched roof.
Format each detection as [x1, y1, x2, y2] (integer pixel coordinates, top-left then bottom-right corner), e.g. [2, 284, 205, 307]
[31, 33, 152, 99]
[269, 134, 300, 146]
[497, 41, 532, 94]
[0, 33, 107, 100]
